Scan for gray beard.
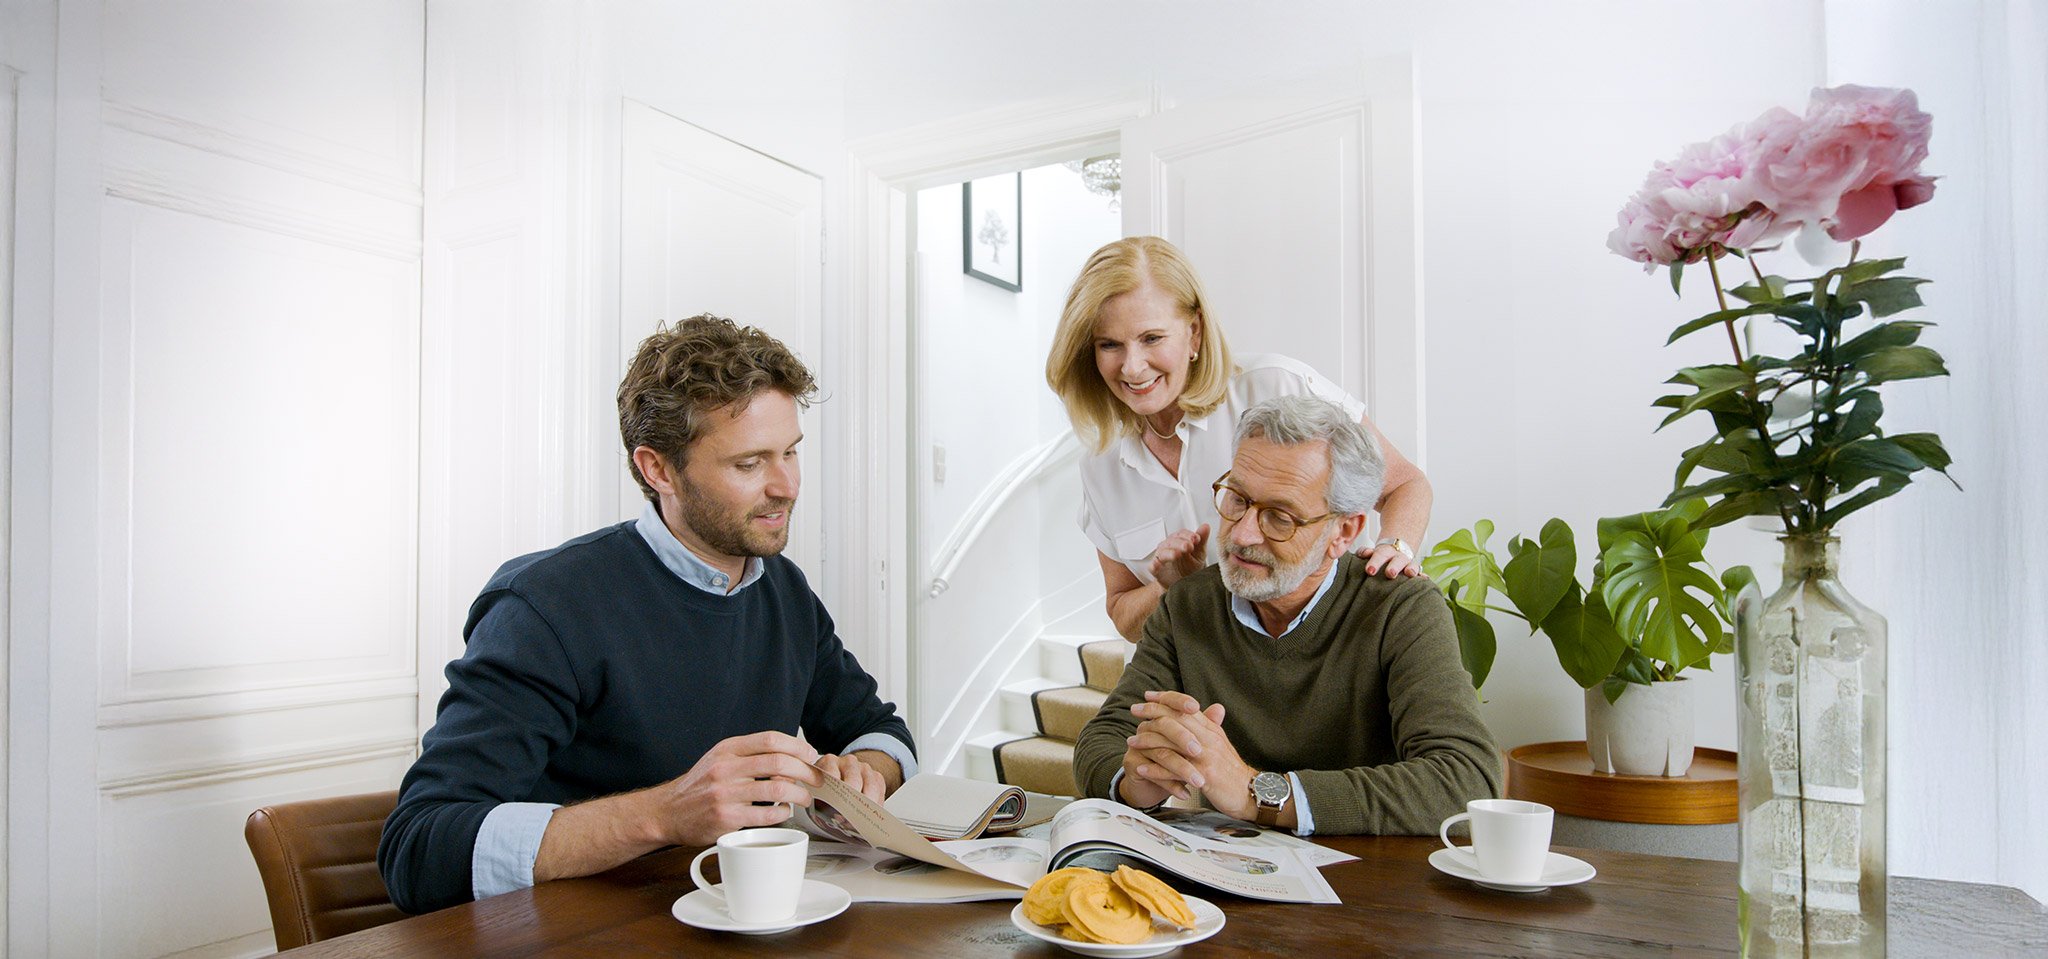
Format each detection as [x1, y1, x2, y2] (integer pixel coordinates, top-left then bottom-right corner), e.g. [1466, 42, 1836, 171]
[1220, 524, 1336, 603]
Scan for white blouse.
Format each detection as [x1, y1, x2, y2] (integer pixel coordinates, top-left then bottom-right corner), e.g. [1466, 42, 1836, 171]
[1076, 353, 1366, 583]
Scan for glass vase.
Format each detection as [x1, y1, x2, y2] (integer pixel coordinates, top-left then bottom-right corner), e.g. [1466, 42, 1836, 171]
[1733, 535, 1887, 956]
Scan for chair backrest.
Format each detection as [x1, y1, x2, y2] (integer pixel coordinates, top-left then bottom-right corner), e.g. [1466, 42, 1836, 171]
[244, 790, 407, 950]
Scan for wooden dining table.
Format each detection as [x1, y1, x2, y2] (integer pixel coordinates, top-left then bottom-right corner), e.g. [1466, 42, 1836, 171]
[284, 836, 2047, 957]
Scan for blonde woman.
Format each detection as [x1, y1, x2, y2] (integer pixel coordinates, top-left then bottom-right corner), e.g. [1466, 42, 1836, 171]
[1046, 237, 1432, 642]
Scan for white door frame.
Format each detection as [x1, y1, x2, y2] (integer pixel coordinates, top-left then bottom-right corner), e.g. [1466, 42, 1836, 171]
[839, 93, 1151, 722]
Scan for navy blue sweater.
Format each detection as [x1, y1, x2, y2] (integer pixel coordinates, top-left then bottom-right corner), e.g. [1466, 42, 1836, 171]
[377, 522, 913, 913]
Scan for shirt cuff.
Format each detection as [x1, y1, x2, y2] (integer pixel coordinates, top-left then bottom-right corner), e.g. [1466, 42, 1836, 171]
[844, 731, 918, 781]
[1288, 772, 1316, 836]
[471, 801, 559, 900]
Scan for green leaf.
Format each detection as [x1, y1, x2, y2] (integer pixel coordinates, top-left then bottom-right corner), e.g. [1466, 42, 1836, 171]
[1769, 305, 1826, 339]
[1502, 518, 1578, 626]
[1538, 586, 1628, 689]
[1601, 523, 1726, 671]
[1666, 303, 1773, 346]
[1667, 471, 1769, 504]
[1604, 648, 1662, 701]
[1834, 321, 1929, 367]
[1821, 476, 1909, 527]
[1834, 392, 1885, 445]
[1841, 276, 1928, 317]
[1714, 566, 1757, 652]
[1829, 437, 1928, 490]
[1674, 430, 1770, 488]
[1730, 275, 1790, 304]
[1853, 345, 1949, 386]
[1669, 259, 1684, 296]
[1693, 489, 1789, 530]
[1837, 256, 1908, 285]
[1597, 498, 1707, 555]
[1444, 587, 1497, 690]
[1657, 364, 1758, 428]
[1891, 432, 1960, 486]
[1421, 522, 1506, 612]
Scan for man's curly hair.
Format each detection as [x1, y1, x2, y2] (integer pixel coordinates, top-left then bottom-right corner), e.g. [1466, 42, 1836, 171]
[617, 315, 818, 503]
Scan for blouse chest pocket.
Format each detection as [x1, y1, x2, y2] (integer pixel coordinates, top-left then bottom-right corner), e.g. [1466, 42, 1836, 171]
[1110, 519, 1169, 563]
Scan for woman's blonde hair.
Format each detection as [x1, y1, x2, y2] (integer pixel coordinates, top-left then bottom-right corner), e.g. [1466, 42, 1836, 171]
[1045, 236, 1234, 452]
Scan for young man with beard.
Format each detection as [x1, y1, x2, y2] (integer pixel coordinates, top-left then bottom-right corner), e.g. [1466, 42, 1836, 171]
[380, 316, 915, 913]
[1072, 395, 1499, 835]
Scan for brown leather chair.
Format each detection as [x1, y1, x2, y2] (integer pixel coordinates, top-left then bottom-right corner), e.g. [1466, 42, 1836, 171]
[244, 790, 408, 950]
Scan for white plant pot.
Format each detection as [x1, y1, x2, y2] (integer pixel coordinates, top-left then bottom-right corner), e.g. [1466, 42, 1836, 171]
[1584, 679, 1695, 776]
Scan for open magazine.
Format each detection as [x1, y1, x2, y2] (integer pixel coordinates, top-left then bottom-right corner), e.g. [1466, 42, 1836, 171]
[799, 772, 1342, 904]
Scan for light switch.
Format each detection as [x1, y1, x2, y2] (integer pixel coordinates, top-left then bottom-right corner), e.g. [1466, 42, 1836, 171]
[932, 444, 947, 483]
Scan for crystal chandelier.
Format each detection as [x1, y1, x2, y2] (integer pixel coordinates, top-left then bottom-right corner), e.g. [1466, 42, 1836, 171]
[1063, 154, 1121, 211]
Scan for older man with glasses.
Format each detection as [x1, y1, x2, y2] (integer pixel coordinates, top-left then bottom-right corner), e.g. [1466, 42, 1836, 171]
[1072, 394, 1500, 835]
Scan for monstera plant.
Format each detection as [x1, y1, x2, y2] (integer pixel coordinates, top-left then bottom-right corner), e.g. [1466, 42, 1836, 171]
[1423, 499, 1754, 775]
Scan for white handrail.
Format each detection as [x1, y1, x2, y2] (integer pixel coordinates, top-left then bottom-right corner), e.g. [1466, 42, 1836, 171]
[927, 431, 1081, 597]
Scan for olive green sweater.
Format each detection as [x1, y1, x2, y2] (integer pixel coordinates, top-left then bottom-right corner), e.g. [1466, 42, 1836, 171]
[1073, 554, 1502, 835]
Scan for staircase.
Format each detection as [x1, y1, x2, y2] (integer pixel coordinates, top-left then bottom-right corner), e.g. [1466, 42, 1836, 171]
[964, 634, 1130, 797]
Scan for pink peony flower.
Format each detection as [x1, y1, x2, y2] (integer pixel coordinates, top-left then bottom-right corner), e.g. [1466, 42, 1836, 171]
[1609, 85, 1937, 265]
[1747, 85, 1934, 240]
[1607, 124, 1790, 266]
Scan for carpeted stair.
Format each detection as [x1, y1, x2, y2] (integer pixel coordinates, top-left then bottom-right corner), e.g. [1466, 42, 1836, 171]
[990, 639, 1128, 796]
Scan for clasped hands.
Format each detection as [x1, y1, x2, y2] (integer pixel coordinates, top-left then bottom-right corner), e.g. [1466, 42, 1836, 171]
[1117, 690, 1260, 822]
[649, 731, 893, 847]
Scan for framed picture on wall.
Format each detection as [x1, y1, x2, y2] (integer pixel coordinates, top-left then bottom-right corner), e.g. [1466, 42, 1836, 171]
[963, 172, 1022, 291]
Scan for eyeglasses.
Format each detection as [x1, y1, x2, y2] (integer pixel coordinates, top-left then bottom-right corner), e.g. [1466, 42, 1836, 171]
[1211, 474, 1337, 543]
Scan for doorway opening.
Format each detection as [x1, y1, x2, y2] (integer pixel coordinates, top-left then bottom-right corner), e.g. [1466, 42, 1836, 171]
[907, 156, 1122, 777]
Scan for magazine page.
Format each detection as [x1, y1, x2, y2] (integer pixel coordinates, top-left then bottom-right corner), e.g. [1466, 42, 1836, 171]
[1151, 808, 1360, 869]
[801, 841, 1031, 903]
[1044, 799, 1342, 904]
[883, 773, 1026, 840]
[803, 768, 1036, 887]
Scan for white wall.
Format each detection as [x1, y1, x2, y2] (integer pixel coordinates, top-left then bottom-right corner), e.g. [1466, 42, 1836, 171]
[1824, 0, 2048, 902]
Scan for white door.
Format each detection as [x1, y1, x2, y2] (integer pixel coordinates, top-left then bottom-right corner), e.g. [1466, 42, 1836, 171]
[620, 101, 826, 576]
[16, 2, 426, 955]
[1118, 61, 1424, 460]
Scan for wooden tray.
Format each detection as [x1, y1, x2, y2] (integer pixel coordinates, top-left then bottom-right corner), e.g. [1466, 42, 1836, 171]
[1505, 741, 1736, 825]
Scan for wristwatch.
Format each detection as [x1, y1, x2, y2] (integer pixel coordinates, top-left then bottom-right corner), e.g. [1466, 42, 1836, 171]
[1374, 536, 1414, 559]
[1248, 771, 1290, 827]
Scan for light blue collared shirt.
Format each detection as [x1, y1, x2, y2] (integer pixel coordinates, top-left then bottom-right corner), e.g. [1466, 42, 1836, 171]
[1110, 563, 1340, 836]
[469, 504, 917, 899]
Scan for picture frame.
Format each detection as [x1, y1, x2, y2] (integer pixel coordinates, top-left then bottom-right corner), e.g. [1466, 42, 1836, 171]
[962, 172, 1022, 291]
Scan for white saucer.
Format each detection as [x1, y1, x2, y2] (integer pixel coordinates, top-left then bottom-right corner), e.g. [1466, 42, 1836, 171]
[671, 879, 852, 935]
[1010, 893, 1226, 958]
[1428, 847, 1596, 893]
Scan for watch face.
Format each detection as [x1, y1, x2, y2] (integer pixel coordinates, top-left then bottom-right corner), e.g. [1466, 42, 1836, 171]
[1251, 772, 1289, 805]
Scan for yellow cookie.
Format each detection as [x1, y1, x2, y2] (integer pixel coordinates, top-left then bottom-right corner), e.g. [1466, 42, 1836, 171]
[1111, 865, 1198, 929]
[1065, 879, 1153, 944]
[1023, 867, 1110, 927]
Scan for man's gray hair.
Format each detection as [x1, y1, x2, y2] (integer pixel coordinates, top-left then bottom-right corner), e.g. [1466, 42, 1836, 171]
[1233, 395, 1385, 516]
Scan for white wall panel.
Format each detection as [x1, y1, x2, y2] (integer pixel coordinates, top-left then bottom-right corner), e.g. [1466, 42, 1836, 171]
[96, 197, 417, 699]
[97, 693, 415, 788]
[9, 0, 428, 953]
[1129, 104, 1370, 395]
[100, 0, 422, 197]
[97, 756, 413, 959]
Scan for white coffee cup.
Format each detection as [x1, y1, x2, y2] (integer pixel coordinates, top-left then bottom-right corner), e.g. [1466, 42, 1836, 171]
[688, 827, 809, 924]
[1438, 799, 1554, 884]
